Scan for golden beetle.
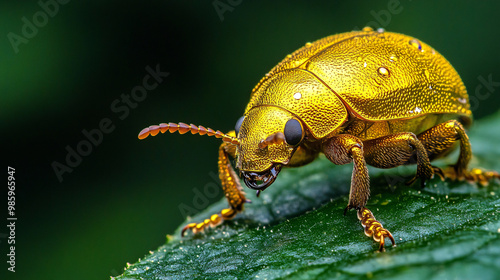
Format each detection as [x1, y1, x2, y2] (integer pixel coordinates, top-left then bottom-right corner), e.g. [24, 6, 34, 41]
[138, 27, 499, 251]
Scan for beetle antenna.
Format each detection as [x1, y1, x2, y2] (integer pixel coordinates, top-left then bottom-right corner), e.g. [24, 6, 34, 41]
[138, 122, 240, 146]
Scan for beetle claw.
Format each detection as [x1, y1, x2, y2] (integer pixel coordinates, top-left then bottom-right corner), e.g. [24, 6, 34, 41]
[405, 176, 417, 186]
[433, 166, 445, 181]
[407, 165, 439, 188]
[343, 205, 358, 216]
[344, 206, 349, 216]
[181, 223, 198, 237]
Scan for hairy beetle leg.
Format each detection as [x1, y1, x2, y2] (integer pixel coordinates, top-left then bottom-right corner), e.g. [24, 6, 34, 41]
[417, 120, 500, 186]
[358, 207, 395, 252]
[360, 132, 435, 188]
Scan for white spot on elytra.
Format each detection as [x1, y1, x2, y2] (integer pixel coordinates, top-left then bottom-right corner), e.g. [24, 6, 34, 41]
[363, 62, 367, 67]
[458, 97, 467, 104]
[293, 92, 302, 100]
[415, 107, 422, 113]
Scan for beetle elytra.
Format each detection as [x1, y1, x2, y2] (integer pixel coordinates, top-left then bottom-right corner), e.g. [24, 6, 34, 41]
[138, 27, 499, 251]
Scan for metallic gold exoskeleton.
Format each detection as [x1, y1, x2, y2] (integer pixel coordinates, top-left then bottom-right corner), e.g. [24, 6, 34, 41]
[138, 27, 499, 251]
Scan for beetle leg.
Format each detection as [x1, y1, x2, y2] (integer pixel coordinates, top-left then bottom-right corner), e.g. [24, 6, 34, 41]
[322, 134, 395, 251]
[323, 134, 369, 210]
[363, 132, 435, 188]
[182, 132, 247, 236]
[417, 120, 500, 186]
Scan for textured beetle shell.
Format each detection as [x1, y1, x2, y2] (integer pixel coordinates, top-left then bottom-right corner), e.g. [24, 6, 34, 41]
[245, 29, 471, 139]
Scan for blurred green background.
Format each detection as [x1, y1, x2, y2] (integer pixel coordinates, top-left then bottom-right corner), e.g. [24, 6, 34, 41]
[2, 1, 500, 279]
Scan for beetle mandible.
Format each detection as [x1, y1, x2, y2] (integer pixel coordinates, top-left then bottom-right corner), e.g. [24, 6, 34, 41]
[138, 27, 499, 251]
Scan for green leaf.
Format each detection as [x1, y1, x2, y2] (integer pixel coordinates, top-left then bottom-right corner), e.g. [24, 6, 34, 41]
[115, 112, 500, 280]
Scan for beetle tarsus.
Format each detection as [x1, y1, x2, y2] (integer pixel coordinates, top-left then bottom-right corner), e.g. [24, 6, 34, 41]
[181, 213, 226, 236]
[443, 166, 500, 186]
[357, 207, 395, 252]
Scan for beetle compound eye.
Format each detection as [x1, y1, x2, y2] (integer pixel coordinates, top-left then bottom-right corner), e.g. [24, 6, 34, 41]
[235, 116, 245, 135]
[284, 119, 303, 146]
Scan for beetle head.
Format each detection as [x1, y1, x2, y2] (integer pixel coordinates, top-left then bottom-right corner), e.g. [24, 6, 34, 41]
[235, 106, 304, 192]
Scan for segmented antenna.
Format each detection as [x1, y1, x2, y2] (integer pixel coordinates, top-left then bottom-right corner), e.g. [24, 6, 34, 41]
[138, 122, 239, 146]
